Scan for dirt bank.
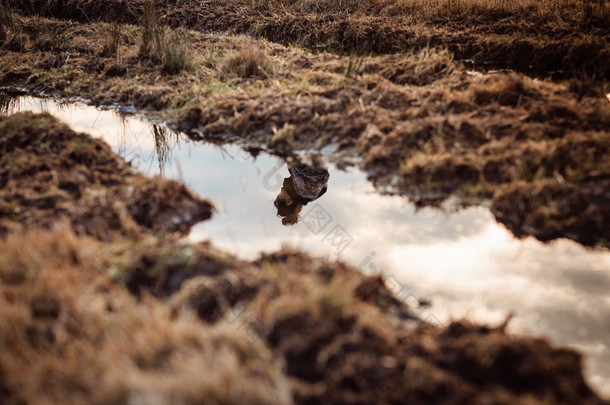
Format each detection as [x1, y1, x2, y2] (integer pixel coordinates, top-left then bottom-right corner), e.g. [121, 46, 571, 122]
[0, 112, 213, 239]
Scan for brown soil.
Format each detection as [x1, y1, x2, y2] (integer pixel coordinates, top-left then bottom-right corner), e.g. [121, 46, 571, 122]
[0, 111, 213, 239]
[6, 0, 610, 80]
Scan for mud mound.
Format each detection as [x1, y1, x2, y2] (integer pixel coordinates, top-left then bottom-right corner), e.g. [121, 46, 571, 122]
[0, 112, 213, 239]
[101, 239, 606, 404]
[492, 179, 610, 246]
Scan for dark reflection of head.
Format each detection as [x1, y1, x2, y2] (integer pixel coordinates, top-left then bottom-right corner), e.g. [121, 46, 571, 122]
[274, 163, 329, 226]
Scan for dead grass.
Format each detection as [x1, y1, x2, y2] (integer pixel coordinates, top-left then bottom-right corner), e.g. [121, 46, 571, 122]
[163, 30, 193, 74]
[0, 0, 10, 43]
[101, 21, 120, 59]
[28, 229, 605, 405]
[0, 112, 213, 239]
[1, 223, 601, 404]
[0, 227, 293, 405]
[139, 0, 193, 74]
[1, 14, 608, 246]
[579, 0, 609, 24]
[223, 43, 273, 78]
[233, 0, 609, 23]
[360, 47, 455, 86]
[139, 0, 162, 57]
[0, 1, 608, 401]
[3, 0, 609, 79]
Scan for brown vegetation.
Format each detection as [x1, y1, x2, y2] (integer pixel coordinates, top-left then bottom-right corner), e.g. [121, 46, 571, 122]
[4, 0, 610, 80]
[0, 112, 213, 239]
[138, 0, 193, 74]
[0, 13, 608, 246]
[0, 0, 609, 402]
[0, 221, 605, 404]
[223, 44, 273, 78]
[0, 228, 292, 405]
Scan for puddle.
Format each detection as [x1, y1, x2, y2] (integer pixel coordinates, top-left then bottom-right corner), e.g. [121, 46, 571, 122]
[2, 92, 610, 397]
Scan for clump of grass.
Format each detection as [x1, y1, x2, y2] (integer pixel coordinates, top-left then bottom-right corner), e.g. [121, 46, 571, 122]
[140, 0, 163, 58]
[343, 55, 364, 80]
[102, 21, 121, 60]
[222, 44, 272, 78]
[163, 30, 193, 74]
[139, 0, 193, 74]
[580, 0, 608, 25]
[0, 0, 13, 43]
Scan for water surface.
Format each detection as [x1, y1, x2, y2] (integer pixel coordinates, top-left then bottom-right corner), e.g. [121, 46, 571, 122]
[3, 93, 609, 396]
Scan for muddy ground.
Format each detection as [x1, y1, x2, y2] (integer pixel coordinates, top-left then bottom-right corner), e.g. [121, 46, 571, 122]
[1, 9, 609, 247]
[6, 0, 610, 80]
[0, 111, 607, 404]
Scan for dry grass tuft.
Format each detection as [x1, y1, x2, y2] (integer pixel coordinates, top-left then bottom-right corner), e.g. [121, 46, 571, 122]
[0, 1, 11, 43]
[139, 0, 193, 74]
[163, 30, 193, 74]
[102, 21, 121, 59]
[223, 44, 273, 78]
[139, 0, 162, 57]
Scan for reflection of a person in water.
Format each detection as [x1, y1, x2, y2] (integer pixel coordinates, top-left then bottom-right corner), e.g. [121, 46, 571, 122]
[274, 163, 330, 226]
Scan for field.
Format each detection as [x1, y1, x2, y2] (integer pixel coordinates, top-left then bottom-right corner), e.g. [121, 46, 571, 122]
[1, 0, 609, 403]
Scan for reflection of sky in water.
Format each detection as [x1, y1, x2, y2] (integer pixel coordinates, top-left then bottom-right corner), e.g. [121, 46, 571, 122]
[5, 95, 610, 397]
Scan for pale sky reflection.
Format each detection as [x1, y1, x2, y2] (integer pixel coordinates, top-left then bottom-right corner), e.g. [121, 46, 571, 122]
[5, 94, 610, 398]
